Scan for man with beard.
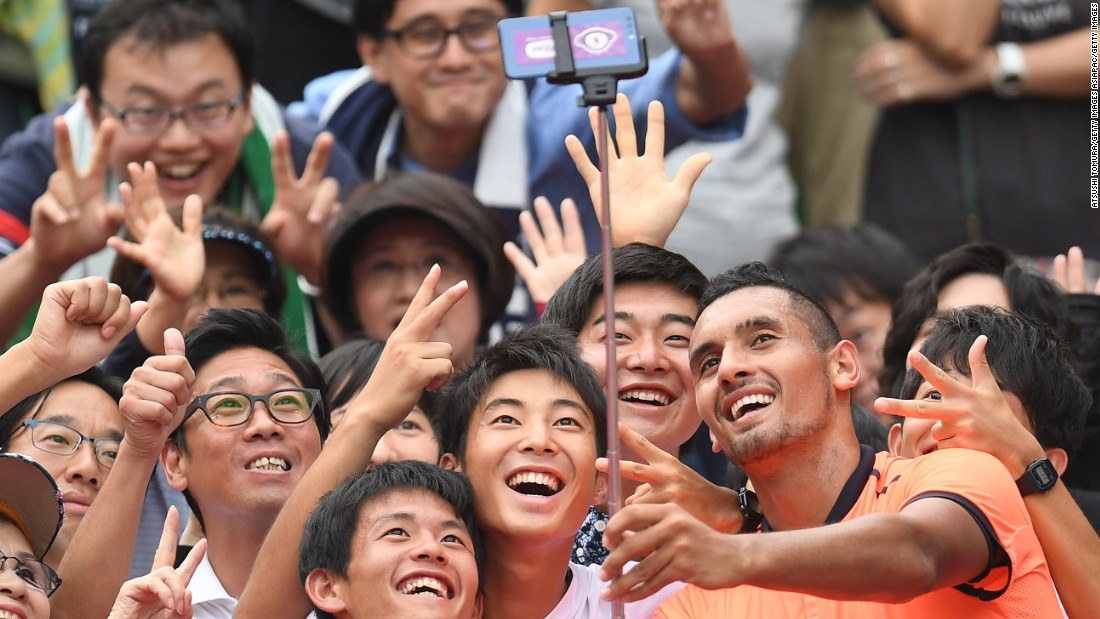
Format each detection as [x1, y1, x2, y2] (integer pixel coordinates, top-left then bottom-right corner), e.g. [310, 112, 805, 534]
[598, 262, 1062, 617]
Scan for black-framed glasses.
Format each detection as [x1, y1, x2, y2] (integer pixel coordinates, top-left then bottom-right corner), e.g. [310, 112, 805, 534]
[0, 552, 61, 597]
[187, 388, 322, 428]
[21, 419, 120, 469]
[383, 12, 502, 59]
[98, 88, 246, 135]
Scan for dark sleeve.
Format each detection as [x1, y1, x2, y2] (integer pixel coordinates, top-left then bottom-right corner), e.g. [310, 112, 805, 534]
[0, 110, 63, 255]
[101, 330, 154, 381]
[283, 112, 363, 199]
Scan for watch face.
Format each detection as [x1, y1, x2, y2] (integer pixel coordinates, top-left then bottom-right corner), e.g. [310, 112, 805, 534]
[1033, 460, 1057, 488]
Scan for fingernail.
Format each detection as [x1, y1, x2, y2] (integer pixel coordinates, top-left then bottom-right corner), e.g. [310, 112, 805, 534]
[598, 568, 609, 581]
[600, 587, 612, 600]
[101, 326, 117, 339]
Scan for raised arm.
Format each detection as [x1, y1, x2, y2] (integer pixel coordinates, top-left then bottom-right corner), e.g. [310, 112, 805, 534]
[656, 0, 751, 123]
[234, 265, 468, 618]
[107, 162, 205, 355]
[0, 117, 122, 344]
[599, 493, 988, 603]
[50, 328, 195, 619]
[0, 276, 146, 412]
[874, 336, 1100, 619]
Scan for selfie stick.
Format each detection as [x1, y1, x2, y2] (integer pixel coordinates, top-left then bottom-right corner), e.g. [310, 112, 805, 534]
[546, 12, 647, 618]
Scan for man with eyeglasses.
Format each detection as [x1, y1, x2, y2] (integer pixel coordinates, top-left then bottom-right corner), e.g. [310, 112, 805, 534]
[294, 0, 751, 257]
[156, 307, 330, 618]
[0, 0, 361, 349]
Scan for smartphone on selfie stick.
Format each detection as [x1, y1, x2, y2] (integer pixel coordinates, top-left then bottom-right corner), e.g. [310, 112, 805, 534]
[499, 11, 649, 618]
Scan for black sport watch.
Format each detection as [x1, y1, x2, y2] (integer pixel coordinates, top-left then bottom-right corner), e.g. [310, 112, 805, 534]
[1015, 458, 1058, 497]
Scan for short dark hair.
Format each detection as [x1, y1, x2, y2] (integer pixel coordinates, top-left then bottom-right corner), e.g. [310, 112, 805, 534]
[319, 338, 387, 413]
[699, 262, 841, 352]
[352, 0, 523, 39]
[81, 0, 255, 104]
[0, 367, 123, 450]
[543, 243, 706, 336]
[900, 306, 1090, 458]
[880, 242, 1073, 401]
[433, 324, 608, 463]
[170, 308, 329, 531]
[768, 225, 919, 310]
[298, 460, 482, 619]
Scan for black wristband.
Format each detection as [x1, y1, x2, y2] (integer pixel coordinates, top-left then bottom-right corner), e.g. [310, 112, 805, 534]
[738, 487, 762, 534]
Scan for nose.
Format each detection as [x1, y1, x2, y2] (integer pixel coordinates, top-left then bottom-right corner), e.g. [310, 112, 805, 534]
[624, 334, 667, 374]
[518, 422, 557, 455]
[395, 266, 423, 305]
[412, 531, 448, 565]
[66, 440, 103, 489]
[716, 348, 755, 390]
[369, 433, 397, 466]
[0, 558, 29, 599]
[243, 400, 285, 440]
[435, 30, 474, 69]
[157, 115, 201, 150]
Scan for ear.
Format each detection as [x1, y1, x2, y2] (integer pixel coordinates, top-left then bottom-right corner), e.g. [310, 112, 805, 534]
[358, 35, 391, 84]
[161, 441, 190, 492]
[709, 429, 721, 454]
[591, 471, 608, 506]
[1044, 447, 1069, 476]
[304, 568, 348, 615]
[887, 422, 904, 456]
[469, 591, 485, 619]
[829, 340, 860, 392]
[440, 452, 462, 472]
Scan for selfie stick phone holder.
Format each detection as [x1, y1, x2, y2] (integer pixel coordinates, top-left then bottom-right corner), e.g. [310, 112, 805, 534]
[545, 14, 647, 618]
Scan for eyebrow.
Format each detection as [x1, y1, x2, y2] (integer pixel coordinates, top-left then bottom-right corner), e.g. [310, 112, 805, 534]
[204, 371, 301, 393]
[591, 311, 696, 328]
[123, 79, 233, 100]
[689, 316, 782, 369]
[482, 397, 593, 420]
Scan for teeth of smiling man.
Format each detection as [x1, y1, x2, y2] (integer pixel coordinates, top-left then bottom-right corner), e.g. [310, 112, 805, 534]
[619, 390, 670, 406]
[246, 456, 288, 471]
[732, 393, 776, 418]
[161, 163, 200, 179]
[507, 471, 562, 492]
[0, 611, 22, 619]
[398, 576, 449, 598]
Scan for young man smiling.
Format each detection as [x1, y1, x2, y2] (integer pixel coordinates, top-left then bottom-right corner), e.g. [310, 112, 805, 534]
[295, 0, 751, 253]
[0, 0, 360, 347]
[598, 262, 1061, 617]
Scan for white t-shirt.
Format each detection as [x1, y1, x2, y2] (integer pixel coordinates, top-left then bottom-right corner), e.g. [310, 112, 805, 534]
[545, 562, 685, 619]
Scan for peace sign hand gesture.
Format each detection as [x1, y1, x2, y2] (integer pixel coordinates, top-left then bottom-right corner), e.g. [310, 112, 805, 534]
[109, 507, 207, 619]
[260, 131, 340, 284]
[29, 116, 123, 272]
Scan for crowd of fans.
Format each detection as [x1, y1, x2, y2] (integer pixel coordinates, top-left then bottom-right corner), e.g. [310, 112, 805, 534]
[0, 0, 1096, 618]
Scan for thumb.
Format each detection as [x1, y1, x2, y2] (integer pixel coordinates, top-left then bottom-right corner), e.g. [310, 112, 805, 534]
[163, 328, 186, 357]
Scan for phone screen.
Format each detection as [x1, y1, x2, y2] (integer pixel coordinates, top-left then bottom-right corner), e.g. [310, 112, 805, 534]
[498, 8, 642, 80]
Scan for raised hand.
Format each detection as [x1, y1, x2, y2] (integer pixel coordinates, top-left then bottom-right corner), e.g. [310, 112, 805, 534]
[108, 162, 205, 302]
[503, 196, 587, 305]
[109, 506, 207, 619]
[873, 335, 1044, 478]
[29, 116, 123, 272]
[1052, 246, 1100, 295]
[341, 265, 469, 435]
[19, 277, 148, 378]
[260, 131, 340, 284]
[598, 422, 742, 534]
[119, 329, 196, 460]
[565, 95, 711, 248]
[656, 0, 735, 59]
[600, 501, 737, 603]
